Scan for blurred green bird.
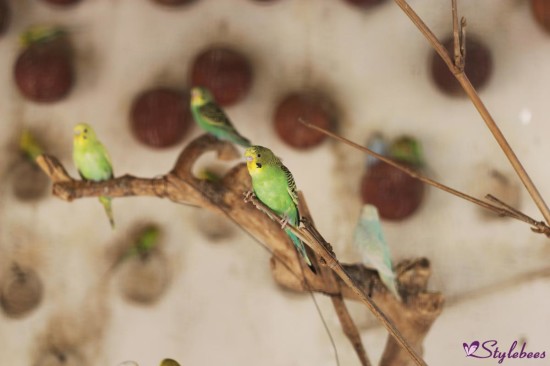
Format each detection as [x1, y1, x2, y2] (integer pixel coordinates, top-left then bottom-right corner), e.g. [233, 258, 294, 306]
[245, 145, 316, 273]
[72, 123, 115, 229]
[190, 86, 251, 147]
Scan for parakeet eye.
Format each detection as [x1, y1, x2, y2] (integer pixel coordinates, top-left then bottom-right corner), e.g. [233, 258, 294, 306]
[256, 163, 262, 169]
[84, 129, 88, 133]
[257, 154, 261, 158]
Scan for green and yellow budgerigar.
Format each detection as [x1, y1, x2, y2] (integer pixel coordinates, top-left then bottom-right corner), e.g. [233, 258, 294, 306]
[72, 123, 115, 229]
[353, 204, 401, 301]
[125, 225, 161, 259]
[19, 129, 44, 162]
[190, 86, 251, 147]
[245, 146, 316, 273]
[159, 359, 181, 366]
[20, 25, 66, 47]
[389, 135, 424, 167]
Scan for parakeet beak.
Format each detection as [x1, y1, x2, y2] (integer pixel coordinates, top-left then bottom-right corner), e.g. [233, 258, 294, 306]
[245, 156, 254, 162]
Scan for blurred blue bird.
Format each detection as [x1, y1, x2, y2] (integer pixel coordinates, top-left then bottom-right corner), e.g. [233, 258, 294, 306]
[353, 204, 401, 301]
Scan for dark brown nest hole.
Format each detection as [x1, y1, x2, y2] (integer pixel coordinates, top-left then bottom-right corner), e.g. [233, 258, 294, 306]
[10, 159, 51, 202]
[342, 0, 387, 9]
[40, 0, 83, 6]
[431, 35, 492, 96]
[1, 264, 43, 318]
[273, 91, 337, 150]
[14, 37, 74, 103]
[117, 250, 172, 305]
[194, 210, 237, 242]
[360, 162, 425, 221]
[150, 0, 197, 5]
[130, 88, 193, 148]
[190, 46, 253, 106]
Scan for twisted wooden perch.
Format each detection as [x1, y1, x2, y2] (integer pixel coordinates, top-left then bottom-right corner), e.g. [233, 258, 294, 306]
[36, 134, 443, 366]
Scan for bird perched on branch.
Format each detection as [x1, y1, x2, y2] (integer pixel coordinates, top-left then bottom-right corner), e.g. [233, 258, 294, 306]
[353, 204, 401, 301]
[190, 86, 251, 147]
[19, 129, 44, 162]
[72, 123, 115, 229]
[244, 145, 316, 273]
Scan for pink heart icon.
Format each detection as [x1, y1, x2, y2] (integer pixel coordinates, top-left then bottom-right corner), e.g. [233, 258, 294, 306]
[463, 341, 480, 356]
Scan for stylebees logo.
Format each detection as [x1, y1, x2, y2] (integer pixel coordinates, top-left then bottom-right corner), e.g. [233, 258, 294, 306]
[463, 340, 546, 364]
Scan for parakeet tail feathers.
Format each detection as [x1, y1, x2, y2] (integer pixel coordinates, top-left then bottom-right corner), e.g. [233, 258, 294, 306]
[99, 196, 115, 229]
[379, 271, 401, 301]
[286, 229, 316, 274]
[233, 135, 252, 148]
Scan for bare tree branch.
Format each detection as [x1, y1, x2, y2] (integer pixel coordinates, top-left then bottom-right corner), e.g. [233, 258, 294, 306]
[299, 194, 371, 366]
[393, 0, 550, 226]
[35, 134, 441, 366]
[298, 119, 550, 238]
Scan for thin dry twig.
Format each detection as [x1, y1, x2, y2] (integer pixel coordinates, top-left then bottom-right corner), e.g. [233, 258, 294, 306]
[298, 119, 550, 237]
[451, 0, 466, 70]
[244, 194, 428, 366]
[331, 294, 371, 366]
[36, 134, 442, 366]
[393, 0, 550, 226]
[299, 194, 371, 366]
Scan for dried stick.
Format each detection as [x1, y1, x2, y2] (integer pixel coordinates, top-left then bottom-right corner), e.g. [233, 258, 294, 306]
[393, 0, 550, 226]
[299, 119, 550, 237]
[299, 194, 371, 366]
[245, 194, 428, 366]
[35, 134, 440, 366]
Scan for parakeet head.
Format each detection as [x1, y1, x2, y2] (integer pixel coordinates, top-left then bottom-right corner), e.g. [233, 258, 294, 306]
[365, 132, 388, 169]
[73, 123, 96, 146]
[190, 87, 214, 107]
[389, 135, 424, 167]
[244, 145, 277, 174]
[360, 204, 380, 221]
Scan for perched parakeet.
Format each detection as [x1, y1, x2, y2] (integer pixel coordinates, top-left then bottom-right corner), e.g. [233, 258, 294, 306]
[244, 146, 316, 273]
[353, 204, 401, 301]
[160, 359, 181, 366]
[19, 129, 44, 162]
[190, 86, 251, 147]
[72, 123, 115, 229]
[389, 135, 424, 167]
[125, 225, 161, 259]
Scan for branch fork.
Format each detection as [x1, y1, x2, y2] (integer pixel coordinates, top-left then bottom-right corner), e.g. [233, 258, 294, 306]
[36, 134, 441, 366]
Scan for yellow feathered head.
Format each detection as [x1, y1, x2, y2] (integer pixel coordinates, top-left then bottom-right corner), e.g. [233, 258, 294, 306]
[244, 146, 277, 174]
[73, 123, 96, 145]
[190, 87, 214, 106]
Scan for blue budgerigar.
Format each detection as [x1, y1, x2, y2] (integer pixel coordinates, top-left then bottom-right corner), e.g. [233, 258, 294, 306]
[353, 204, 401, 301]
[365, 132, 388, 168]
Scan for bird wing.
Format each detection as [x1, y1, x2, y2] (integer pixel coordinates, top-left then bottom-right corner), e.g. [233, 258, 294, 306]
[198, 102, 237, 132]
[96, 142, 114, 178]
[76, 142, 113, 181]
[353, 207, 394, 272]
[281, 164, 299, 208]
